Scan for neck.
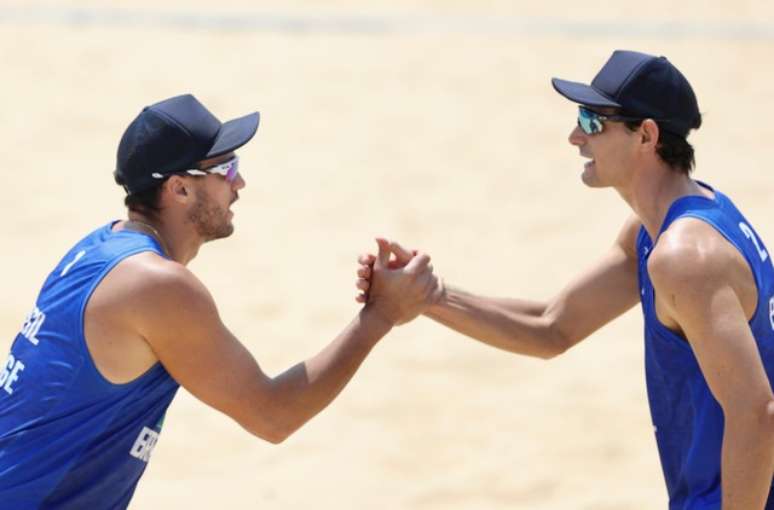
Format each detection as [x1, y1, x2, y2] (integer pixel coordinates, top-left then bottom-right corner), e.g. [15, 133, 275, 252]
[124, 213, 203, 265]
[615, 164, 706, 241]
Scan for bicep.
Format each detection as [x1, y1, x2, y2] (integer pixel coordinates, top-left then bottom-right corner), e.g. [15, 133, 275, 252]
[140, 277, 272, 432]
[546, 218, 641, 346]
[546, 243, 640, 346]
[668, 281, 772, 410]
[649, 221, 774, 411]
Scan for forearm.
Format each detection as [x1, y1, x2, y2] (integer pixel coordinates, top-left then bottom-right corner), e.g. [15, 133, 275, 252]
[265, 305, 392, 441]
[721, 407, 774, 509]
[424, 284, 565, 359]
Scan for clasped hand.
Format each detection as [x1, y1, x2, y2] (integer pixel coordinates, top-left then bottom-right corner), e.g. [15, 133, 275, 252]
[355, 238, 444, 326]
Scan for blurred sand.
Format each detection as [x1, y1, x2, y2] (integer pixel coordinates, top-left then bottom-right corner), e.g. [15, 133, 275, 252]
[2, 2, 773, 508]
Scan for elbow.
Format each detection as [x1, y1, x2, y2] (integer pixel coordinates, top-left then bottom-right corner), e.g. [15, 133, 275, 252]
[745, 397, 774, 431]
[242, 408, 300, 445]
[763, 399, 774, 434]
[537, 342, 569, 360]
[536, 317, 575, 360]
[752, 399, 774, 446]
[725, 397, 774, 441]
[532, 344, 560, 360]
[248, 421, 296, 445]
[260, 429, 292, 445]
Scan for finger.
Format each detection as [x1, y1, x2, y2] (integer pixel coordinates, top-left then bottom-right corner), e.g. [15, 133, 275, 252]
[358, 253, 376, 266]
[388, 260, 408, 270]
[357, 265, 371, 279]
[427, 277, 443, 303]
[356, 293, 367, 303]
[418, 271, 435, 293]
[405, 252, 431, 273]
[389, 241, 414, 266]
[374, 237, 390, 268]
[356, 278, 370, 291]
[425, 275, 440, 297]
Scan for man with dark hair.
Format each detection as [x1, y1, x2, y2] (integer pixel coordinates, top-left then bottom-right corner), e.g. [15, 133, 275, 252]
[357, 50, 774, 508]
[622, 116, 700, 174]
[0, 94, 441, 509]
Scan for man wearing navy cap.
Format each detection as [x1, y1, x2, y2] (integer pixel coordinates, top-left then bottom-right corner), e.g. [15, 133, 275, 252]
[356, 50, 774, 508]
[0, 94, 442, 509]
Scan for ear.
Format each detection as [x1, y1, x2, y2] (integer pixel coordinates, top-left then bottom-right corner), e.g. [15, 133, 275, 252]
[164, 176, 191, 204]
[639, 119, 660, 153]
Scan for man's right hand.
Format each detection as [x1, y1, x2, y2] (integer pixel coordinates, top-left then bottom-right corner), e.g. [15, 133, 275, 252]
[357, 238, 443, 326]
[361, 238, 442, 326]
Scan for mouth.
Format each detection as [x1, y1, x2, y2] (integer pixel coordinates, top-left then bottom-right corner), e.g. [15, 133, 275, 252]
[226, 196, 237, 219]
[580, 154, 595, 170]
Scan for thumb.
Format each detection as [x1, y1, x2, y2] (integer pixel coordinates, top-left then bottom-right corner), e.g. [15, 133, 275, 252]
[374, 237, 391, 269]
[405, 252, 431, 273]
[390, 240, 414, 266]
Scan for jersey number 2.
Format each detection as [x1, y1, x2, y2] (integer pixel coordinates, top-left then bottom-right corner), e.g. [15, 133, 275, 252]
[739, 222, 768, 262]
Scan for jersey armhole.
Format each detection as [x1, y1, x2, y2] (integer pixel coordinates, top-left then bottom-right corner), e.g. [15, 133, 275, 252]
[674, 213, 763, 326]
[76, 247, 167, 391]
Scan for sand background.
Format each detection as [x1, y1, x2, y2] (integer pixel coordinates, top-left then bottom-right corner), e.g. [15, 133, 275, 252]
[2, 2, 774, 508]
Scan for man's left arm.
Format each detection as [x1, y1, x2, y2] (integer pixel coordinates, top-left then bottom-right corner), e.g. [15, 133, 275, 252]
[650, 222, 774, 509]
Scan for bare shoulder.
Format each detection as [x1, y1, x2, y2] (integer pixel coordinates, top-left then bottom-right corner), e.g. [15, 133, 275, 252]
[95, 251, 216, 332]
[98, 251, 206, 298]
[614, 213, 643, 260]
[648, 218, 741, 294]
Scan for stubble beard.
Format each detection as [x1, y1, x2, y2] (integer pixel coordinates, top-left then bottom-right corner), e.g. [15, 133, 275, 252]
[187, 188, 234, 241]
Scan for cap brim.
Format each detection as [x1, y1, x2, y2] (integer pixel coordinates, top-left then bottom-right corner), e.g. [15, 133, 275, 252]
[551, 78, 621, 108]
[206, 112, 260, 158]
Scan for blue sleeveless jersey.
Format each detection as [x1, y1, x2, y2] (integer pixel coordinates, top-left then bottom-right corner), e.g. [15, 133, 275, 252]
[637, 183, 774, 509]
[0, 222, 180, 509]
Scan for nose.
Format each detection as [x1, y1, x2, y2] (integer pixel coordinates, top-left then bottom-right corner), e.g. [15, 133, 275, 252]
[232, 172, 246, 191]
[568, 124, 586, 147]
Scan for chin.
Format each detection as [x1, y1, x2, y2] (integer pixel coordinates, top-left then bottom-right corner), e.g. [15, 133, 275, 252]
[200, 221, 235, 243]
[580, 170, 610, 189]
[214, 224, 235, 241]
[581, 171, 597, 187]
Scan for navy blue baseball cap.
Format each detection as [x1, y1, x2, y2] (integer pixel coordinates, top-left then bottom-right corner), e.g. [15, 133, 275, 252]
[115, 94, 260, 193]
[552, 50, 700, 138]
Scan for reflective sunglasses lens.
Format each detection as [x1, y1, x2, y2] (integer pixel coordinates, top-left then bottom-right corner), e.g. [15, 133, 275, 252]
[224, 158, 239, 182]
[577, 116, 591, 134]
[578, 108, 603, 135]
[208, 158, 239, 181]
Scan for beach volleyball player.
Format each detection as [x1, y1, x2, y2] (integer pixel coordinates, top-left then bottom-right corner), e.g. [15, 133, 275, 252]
[0, 94, 441, 509]
[356, 50, 774, 509]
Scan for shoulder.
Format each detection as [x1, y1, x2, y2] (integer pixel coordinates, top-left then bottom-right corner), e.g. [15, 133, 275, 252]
[95, 251, 216, 328]
[614, 213, 643, 260]
[648, 217, 739, 295]
[106, 251, 207, 294]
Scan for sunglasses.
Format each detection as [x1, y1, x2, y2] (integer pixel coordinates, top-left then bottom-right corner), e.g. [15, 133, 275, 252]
[577, 106, 644, 135]
[151, 156, 241, 183]
[184, 156, 240, 182]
